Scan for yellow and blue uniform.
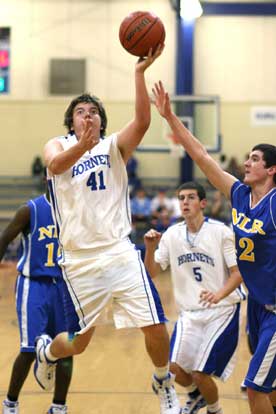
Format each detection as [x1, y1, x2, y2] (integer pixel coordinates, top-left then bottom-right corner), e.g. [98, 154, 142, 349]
[16, 195, 67, 352]
[231, 181, 276, 393]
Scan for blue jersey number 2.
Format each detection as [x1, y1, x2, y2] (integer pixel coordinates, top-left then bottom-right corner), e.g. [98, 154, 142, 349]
[86, 171, 106, 191]
[193, 267, 202, 282]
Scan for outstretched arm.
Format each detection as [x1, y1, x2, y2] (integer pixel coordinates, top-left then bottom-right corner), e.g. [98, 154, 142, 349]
[117, 45, 164, 163]
[199, 265, 243, 307]
[143, 228, 163, 278]
[152, 81, 237, 199]
[0, 205, 30, 267]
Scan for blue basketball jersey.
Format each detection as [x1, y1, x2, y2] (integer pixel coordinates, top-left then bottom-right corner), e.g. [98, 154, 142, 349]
[17, 194, 61, 278]
[231, 181, 276, 306]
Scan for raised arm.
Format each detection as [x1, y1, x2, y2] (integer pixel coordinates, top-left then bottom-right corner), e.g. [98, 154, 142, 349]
[117, 45, 164, 164]
[0, 205, 30, 266]
[152, 81, 237, 199]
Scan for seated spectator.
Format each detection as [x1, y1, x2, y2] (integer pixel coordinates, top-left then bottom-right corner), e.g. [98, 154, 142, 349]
[152, 206, 176, 232]
[218, 153, 228, 170]
[207, 190, 232, 225]
[150, 188, 173, 216]
[170, 190, 182, 220]
[31, 155, 44, 191]
[31, 155, 44, 176]
[126, 155, 141, 196]
[130, 187, 152, 223]
[226, 156, 243, 180]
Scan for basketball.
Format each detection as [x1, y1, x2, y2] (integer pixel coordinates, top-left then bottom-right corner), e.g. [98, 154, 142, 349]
[119, 11, 165, 57]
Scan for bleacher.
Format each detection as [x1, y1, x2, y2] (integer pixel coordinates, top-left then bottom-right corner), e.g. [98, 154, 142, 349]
[140, 176, 215, 198]
[0, 176, 41, 230]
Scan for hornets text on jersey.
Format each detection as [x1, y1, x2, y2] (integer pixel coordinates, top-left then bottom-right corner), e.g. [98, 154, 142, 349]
[48, 133, 132, 251]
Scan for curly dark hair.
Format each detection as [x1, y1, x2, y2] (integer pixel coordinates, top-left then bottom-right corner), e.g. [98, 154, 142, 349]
[64, 93, 107, 136]
[252, 143, 276, 184]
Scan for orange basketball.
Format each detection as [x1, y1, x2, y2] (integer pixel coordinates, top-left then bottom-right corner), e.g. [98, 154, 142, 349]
[119, 11, 165, 57]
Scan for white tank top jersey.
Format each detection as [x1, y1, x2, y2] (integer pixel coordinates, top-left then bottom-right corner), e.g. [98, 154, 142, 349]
[154, 218, 246, 311]
[48, 133, 132, 251]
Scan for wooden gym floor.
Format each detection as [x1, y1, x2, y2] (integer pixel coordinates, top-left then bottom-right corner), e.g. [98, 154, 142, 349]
[0, 264, 250, 414]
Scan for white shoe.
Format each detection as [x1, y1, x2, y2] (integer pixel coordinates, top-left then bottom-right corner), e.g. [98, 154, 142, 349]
[2, 399, 19, 414]
[47, 404, 67, 413]
[34, 334, 56, 391]
[152, 372, 181, 414]
[182, 389, 206, 413]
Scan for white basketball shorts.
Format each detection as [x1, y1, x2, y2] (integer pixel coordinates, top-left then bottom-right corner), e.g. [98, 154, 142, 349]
[60, 243, 166, 335]
[170, 303, 241, 381]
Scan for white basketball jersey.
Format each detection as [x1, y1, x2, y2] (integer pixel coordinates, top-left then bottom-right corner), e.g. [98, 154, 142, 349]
[49, 133, 132, 251]
[154, 218, 246, 311]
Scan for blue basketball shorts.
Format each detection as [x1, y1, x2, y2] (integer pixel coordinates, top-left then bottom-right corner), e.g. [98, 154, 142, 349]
[16, 274, 67, 352]
[245, 295, 276, 393]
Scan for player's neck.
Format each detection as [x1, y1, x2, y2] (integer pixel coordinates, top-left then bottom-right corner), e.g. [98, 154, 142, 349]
[186, 215, 205, 233]
[250, 181, 275, 207]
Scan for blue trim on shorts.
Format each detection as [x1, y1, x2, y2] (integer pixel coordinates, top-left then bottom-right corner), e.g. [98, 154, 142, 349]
[146, 271, 168, 324]
[170, 322, 178, 360]
[16, 274, 67, 352]
[203, 303, 240, 377]
[136, 248, 167, 324]
[61, 267, 83, 335]
[244, 295, 276, 393]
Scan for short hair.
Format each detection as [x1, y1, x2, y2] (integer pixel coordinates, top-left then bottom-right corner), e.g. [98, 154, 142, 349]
[63, 93, 107, 136]
[177, 181, 206, 200]
[252, 143, 276, 184]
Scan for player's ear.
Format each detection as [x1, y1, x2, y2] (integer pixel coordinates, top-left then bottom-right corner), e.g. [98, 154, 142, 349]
[267, 165, 276, 176]
[201, 198, 208, 209]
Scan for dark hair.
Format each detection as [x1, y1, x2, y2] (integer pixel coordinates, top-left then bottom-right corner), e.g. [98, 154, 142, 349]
[64, 93, 107, 136]
[177, 181, 206, 200]
[252, 143, 276, 184]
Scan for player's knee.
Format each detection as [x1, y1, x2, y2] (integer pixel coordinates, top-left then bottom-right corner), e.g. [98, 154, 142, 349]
[70, 337, 91, 354]
[71, 342, 87, 354]
[170, 362, 180, 375]
[143, 323, 169, 341]
[192, 370, 210, 385]
[20, 351, 36, 364]
[68, 327, 94, 355]
[246, 386, 267, 403]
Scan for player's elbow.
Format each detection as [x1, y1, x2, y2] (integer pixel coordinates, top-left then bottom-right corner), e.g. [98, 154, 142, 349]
[48, 159, 65, 175]
[137, 112, 151, 132]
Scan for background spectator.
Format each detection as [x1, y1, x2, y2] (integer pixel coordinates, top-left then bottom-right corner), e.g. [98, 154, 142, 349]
[150, 188, 173, 216]
[226, 156, 244, 180]
[31, 155, 44, 191]
[130, 187, 152, 223]
[126, 155, 141, 197]
[207, 190, 232, 225]
[151, 206, 176, 232]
